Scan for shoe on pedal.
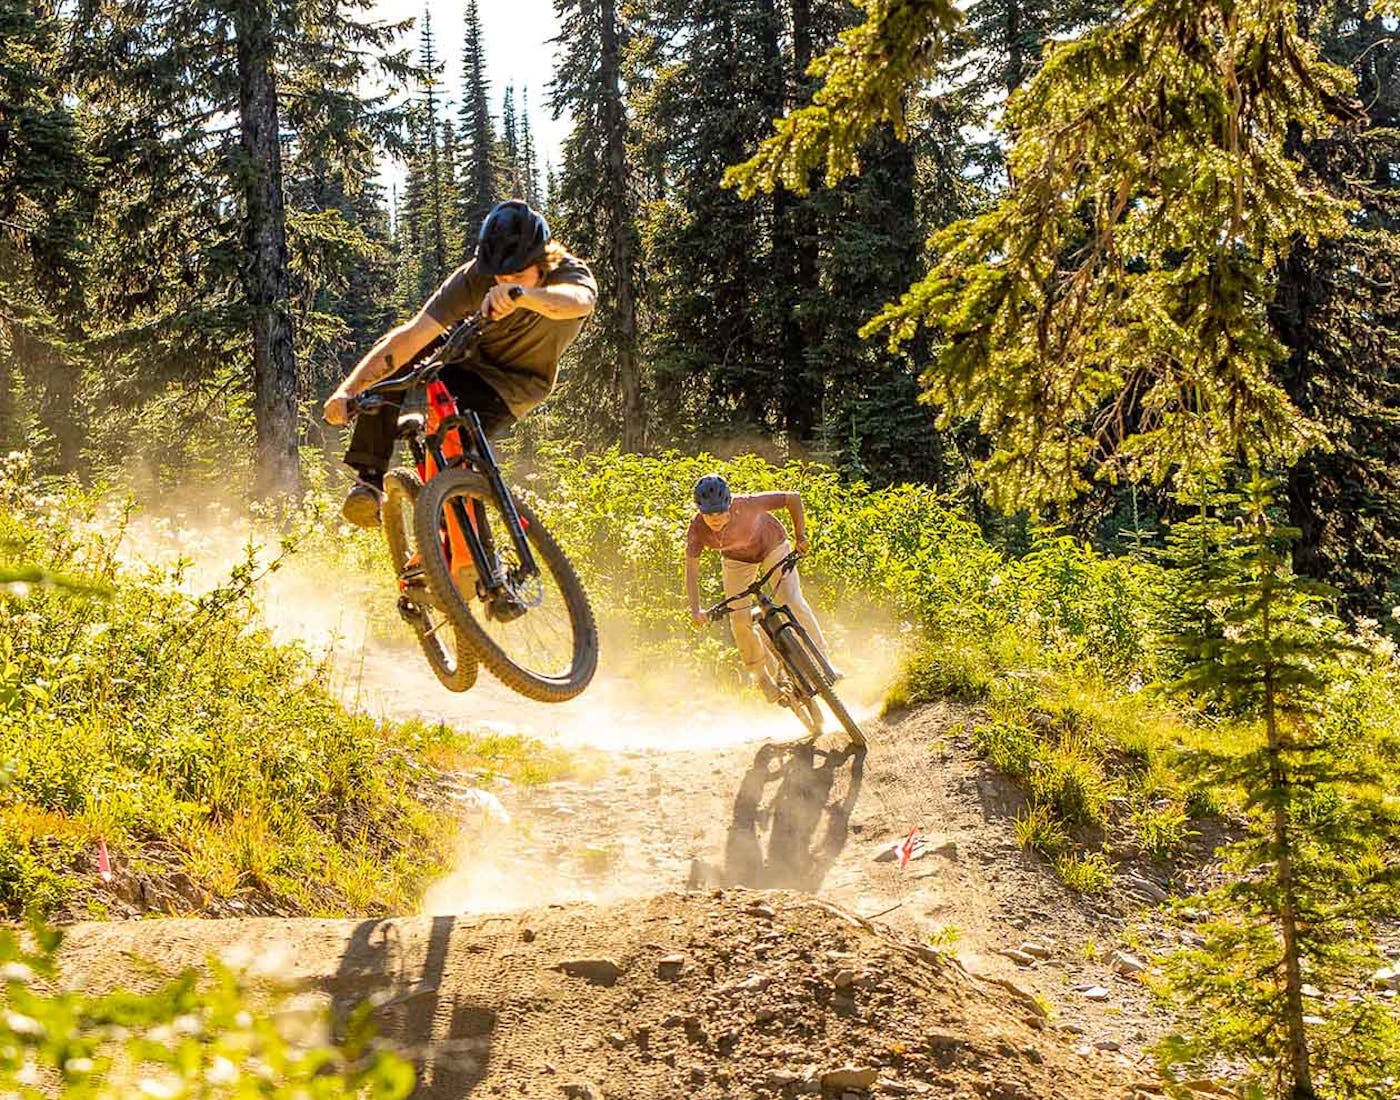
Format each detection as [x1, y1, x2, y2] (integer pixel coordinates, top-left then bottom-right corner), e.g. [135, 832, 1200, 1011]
[342, 481, 383, 529]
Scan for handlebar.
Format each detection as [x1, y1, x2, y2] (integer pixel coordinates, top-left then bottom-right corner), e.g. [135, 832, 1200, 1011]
[703, 552, 801, 621]
[344, 286, 524, 418]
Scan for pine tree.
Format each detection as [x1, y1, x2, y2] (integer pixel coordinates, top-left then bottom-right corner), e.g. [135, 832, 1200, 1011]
[552, 0, 644, 447]
[518, 87, 539, 207]
[0, 0, 93, 463]
[417, 9, 449, 282]
[501, 83, 520, 195]
[458, 0, 499, 244]
[1160, 473, 1400, 1097]
[730, 0, 1364, 513]
[1271, 0, 1400, 619]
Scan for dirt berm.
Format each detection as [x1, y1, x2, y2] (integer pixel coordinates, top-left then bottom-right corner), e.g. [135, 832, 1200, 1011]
[57, 888, 1153, 1099]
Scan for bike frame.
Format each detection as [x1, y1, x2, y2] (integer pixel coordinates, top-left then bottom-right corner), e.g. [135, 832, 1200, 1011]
[353, 317, 540, 598]
[707, 554, 837, 700]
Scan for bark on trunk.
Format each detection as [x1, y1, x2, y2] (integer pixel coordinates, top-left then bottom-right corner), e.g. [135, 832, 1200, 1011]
[1260, 595, 1316, 1099]
[236, 0, 299, 497]
[599, 0, 643, 451]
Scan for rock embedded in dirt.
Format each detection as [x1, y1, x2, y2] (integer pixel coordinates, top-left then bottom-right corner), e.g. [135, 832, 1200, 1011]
[1371, 965, 1400, 990]
[555, 957, 623, 986]
[1109, 951, 1147, 977]
[1019, 941, 1053, 959]
[746, 902, 777, 919]
[657, 954, 687, 979]
[821, 1066, 878, 1091]
[1083, 986, 1111, 1002]
[562, 1083, 602, 1100]
[1000, 949, 1037, 967]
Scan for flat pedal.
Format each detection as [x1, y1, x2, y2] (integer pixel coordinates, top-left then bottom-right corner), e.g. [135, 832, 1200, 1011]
[396, 595, 427, 626]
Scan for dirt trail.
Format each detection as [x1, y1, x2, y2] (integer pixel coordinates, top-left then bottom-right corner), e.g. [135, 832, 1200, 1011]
[71, 519, 1180, 1095]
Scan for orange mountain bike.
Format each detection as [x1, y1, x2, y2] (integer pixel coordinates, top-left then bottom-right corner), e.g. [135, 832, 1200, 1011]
[348, 307, 598, 702]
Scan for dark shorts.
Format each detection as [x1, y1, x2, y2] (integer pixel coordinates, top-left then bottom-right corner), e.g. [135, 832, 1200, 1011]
[344, 363, 516, 476]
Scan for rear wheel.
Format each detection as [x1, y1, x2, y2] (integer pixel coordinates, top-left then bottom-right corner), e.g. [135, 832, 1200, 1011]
[383, 469, 478, 692]
[779, 625, 866, 749]
[414, 468, 597, 702]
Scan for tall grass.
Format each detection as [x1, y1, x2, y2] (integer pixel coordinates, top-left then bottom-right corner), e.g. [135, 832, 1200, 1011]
[0, 454, 573, 918]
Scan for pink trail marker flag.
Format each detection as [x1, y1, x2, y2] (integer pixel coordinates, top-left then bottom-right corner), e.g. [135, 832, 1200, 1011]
[896, 827, 920, 870]
[96, 838, 112, 883]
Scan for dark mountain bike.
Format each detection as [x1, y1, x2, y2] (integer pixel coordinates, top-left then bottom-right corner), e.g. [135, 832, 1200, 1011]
[705, 552, 865, 748]
[348, 303, 598, 702]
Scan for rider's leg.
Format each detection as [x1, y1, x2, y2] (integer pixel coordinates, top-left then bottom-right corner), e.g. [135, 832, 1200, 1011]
[440, 366, 517, 439]
[341, 408, 397, 528]
[721, 556, 781, 699]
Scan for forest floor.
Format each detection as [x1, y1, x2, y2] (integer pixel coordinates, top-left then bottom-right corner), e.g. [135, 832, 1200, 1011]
[52, 619, 1212, 1099]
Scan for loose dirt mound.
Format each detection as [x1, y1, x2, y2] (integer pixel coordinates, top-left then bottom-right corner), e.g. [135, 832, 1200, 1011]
[57, 889, 1149, 1099]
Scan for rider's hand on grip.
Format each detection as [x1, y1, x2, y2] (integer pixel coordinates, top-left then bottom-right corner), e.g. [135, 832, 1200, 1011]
[795, 537, 810, 555]
[692, 609, 709, 628]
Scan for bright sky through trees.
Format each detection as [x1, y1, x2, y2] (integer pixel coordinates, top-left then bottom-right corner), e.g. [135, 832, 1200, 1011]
[371, 0, 569, 188]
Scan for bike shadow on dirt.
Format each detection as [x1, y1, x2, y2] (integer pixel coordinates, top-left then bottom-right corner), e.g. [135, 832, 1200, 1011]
[328, 915, 496, 1097]
[699, 738, 865, 893]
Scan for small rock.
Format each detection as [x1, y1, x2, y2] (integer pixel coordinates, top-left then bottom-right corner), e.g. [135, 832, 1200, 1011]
[554, 958, 622, 986]
[1061, 1022, 1087, 1035]
[747, 902, 777, 919]
[1300, 984, 1322, 998]
[1023, 1046, 1044, 1064]
[1074, 1043, 1093, 1057]
[1000, 949, 1037, 967]
[1019, 941, 1053, 959]
[821, 1066, 878, 1090]
[562, 1084, 601, 1100]
[1094, 1039, 1120, 1052]
[833, 968, 857, 989]
[1083, 986, 1111, 1001]
[1303, 1015, 1325, 1026]
[1110, 950, 1148, 977]
[766, 1069, 802, 1088]
[1371, 965, 1400, 991]
[657, 955, 686, 980]
[606, 1031, 626, 1048]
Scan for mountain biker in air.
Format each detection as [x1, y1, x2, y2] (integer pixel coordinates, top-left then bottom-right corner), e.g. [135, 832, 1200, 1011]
[684, 474, 835, 701]
[322, 199, 596, 527]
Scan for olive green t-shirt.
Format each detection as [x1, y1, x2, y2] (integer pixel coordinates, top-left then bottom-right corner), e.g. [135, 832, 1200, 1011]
[423, 254, 598, 417]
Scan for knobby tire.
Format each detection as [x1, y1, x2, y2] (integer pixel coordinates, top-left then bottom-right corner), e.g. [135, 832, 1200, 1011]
[382, 468, 478, 692]
[414, 467, 598, 702]
[781, 625, 866, 749]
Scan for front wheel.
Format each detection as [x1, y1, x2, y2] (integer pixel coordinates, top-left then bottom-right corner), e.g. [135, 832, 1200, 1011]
[779, 626, 866, 749]
[382, 469, 478, 692]
[414, 468, 597, 703]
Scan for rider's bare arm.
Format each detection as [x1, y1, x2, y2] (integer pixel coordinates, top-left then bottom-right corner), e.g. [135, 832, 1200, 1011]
[323, 307, 447, 424]
[685, 554, 705, 624]
[512, 283, 596, 321]
[782, 493, 808, 548]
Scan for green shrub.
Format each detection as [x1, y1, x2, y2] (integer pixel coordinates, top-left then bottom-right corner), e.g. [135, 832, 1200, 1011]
[0, 460, 573, 917]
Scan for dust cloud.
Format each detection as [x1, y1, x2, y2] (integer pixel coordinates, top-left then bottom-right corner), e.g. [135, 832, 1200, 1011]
[106, 494, 907, 918]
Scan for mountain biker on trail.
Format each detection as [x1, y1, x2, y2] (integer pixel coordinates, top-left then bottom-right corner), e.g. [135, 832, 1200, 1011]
[684, 474, 835, 701]
[322, 199, 597, 528]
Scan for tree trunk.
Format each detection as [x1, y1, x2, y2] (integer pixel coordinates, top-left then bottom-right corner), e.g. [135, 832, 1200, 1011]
[1260, 593, 1316, 1099]
[784, 0, 822, 443]
[235, 0, 299, 497]
[599, 0, 643, 451]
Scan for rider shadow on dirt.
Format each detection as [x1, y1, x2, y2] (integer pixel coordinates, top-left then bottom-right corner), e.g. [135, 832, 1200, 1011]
[710, 739, 865, 892]
[329, 916, 495, 1097]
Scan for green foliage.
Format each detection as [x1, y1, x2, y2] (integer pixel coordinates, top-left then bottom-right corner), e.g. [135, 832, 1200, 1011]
[0, 922, 413, 1097]
[1157, 474, 1400, 1097]
[1054, 850, 1113, 895]
[0, 459, 568, 918]
[723, 0, 963, 195]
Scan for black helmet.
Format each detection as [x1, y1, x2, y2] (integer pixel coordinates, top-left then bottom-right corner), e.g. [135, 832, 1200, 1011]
[475, 200, 551, 275]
